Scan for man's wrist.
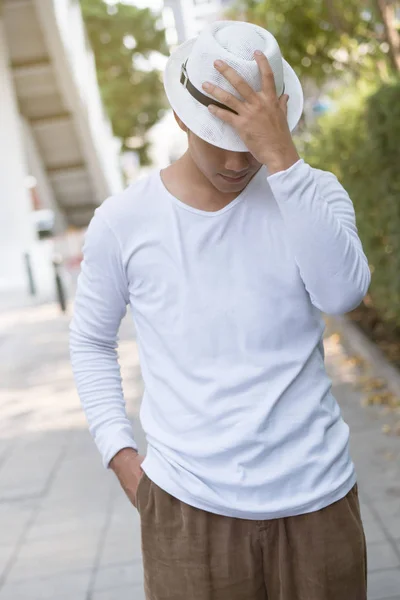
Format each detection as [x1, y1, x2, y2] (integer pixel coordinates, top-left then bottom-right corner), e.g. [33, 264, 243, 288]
[263, 146, 300, 176]
[109, 447, 139, 472]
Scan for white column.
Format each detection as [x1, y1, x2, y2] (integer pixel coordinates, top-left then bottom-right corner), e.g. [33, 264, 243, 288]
[164, 0, 197, 43]
[0, 18, 37, 296]
[21, 117, 67, 235]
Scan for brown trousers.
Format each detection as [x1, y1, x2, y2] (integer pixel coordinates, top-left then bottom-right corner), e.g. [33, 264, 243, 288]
[136, 474, 367, 600]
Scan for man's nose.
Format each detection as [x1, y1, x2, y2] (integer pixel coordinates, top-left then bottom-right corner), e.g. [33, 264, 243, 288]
[223, 152, 250, 174]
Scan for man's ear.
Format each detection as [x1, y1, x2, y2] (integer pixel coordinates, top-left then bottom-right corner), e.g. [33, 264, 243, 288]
[173, 111, 188, 134]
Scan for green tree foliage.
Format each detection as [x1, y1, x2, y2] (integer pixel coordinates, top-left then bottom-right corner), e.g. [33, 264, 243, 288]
[80, 0, 169, 164]
[302, 81, 400, 327]
[226, 0, 400, 84]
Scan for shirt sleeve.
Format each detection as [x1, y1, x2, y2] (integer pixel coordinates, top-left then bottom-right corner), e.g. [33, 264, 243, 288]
[69, 208, 138, 468]
[267, 159, 371, 315]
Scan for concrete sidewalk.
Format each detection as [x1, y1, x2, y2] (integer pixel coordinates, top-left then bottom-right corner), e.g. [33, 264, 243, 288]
[0, 302, 399, 600]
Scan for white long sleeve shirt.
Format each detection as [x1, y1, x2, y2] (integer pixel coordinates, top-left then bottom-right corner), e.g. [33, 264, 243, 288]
[70, 159, 371, 519]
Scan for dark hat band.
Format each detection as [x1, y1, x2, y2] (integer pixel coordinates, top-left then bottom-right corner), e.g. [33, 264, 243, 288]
[180, 60, 238, 115]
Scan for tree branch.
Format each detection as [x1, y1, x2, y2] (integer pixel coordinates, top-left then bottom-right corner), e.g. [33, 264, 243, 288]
[375, 0, 400, 72]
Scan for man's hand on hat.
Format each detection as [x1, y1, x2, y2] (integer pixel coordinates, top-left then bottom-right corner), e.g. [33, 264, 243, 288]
[202, 51, 300, 175]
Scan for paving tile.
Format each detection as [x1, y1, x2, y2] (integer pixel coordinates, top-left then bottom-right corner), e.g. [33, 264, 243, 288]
[367, 541, 400, 571]
[360, 502, 377, 524]
[108, 505, 141, 532]
[92, 559, 143, 591]
[0, 448, 59, 502]
[6, 556, 95, 584]
[353, 447, 400, 504]
[25, 516, 103, 542]
[0, 545, 15, 580]
[99, 534, 142, 568]
[25, 523, 103, 547]
[32, 503, 108, 528]
[49, 451, 107, 481]
[0, 502, 36, 546]
[364, 517, 388, 544]
[100, 507, 141, 566]
[368, 569, 400, 600]
[0, 440, 13, 468]
[91, 582, 145, 600]
[41, 496, 111, 517]
[351, 437, 400, 502]
[0, 571, 90, 599]
[14, 536, 99, 560]
[372, 500, 400, 540]
[5, 536, 98, 582]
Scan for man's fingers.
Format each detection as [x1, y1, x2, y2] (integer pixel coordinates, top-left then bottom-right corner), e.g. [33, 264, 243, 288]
[202, 81, 242, 114]
[254, 51, 277, 97]
[213, 60, 255, 101]
[279, 94, 289, 117]
[208, 103, 237, 125]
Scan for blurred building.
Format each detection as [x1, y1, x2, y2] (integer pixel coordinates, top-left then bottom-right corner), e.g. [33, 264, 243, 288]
[0, 0, 123, 304]
[163, 0, 228, 43]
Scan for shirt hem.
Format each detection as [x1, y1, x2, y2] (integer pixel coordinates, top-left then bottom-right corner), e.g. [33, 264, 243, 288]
[141, 457, 357, 520]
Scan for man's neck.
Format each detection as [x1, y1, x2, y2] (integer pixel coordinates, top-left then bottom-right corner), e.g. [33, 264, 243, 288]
[161, 153, 244, 213]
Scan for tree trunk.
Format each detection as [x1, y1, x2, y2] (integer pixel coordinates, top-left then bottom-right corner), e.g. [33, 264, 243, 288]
[376, 0, 400, 72]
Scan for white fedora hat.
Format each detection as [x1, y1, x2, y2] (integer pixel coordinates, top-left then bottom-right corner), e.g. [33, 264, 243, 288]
[163, 20, 304, 153]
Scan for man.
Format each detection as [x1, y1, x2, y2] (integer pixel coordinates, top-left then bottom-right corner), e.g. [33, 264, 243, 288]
[70, 21, 370, 600]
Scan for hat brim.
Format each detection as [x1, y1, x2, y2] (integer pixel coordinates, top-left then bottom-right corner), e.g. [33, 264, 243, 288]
[163, 37, 304, 152]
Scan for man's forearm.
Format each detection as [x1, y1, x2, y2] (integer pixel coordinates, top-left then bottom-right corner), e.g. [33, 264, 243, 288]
[69, 209, 138, 470]
[267, 160, 371, 315]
